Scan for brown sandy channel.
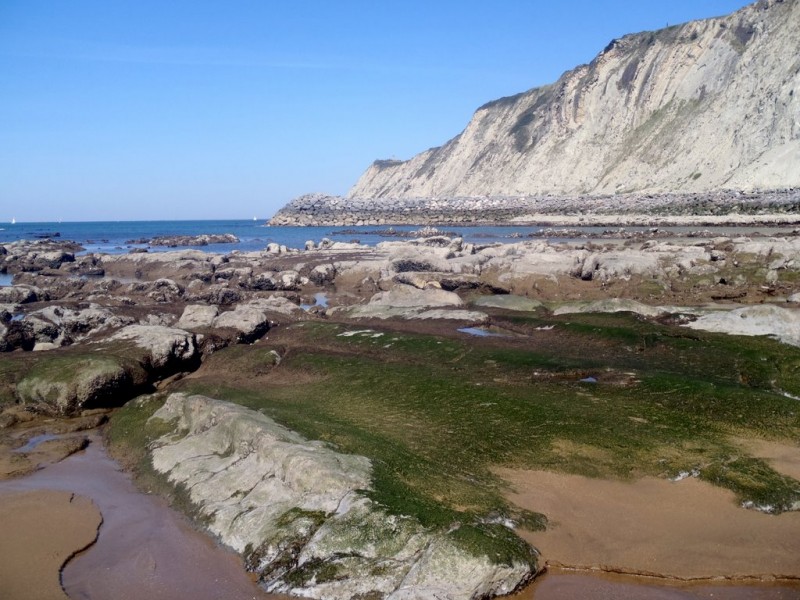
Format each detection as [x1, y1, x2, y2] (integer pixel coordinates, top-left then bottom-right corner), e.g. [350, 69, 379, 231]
[0, 489, 101, 600]
[0, 433, 292, 600]
[497, 468, 800, 580]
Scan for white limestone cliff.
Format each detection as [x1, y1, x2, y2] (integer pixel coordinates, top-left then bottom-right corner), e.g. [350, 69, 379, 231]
[349, 0, 800, 199]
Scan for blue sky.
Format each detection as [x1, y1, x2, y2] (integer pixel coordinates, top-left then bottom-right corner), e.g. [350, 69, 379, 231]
[1, 1, 750, 221]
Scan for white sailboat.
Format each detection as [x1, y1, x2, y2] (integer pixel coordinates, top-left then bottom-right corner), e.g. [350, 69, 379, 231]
[10, 217, 15, 225]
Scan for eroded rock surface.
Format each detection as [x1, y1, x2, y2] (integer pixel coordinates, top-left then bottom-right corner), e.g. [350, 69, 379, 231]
[684, 304, 800, 347]
[106, 325, 198, 370]
[148, 394, 538, 599]
[15, 355, 142, 413]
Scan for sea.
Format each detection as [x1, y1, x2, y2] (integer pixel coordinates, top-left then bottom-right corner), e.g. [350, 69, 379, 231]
[1, 219, 783, 257]
[0, 219, 613, 255]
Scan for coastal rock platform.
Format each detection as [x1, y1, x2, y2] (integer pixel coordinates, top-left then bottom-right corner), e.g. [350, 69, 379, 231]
[2, 227, 800, 599]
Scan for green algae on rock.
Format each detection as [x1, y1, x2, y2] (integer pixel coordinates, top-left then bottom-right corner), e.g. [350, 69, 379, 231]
[142, 393, 539, 599]
[15, 354, 148, 414]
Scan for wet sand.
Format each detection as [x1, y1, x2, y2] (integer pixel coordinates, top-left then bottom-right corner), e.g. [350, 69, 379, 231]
[2, 429, 797, 600]
[0, 489, 101, 600]
[498, 468, 800, 580]
[736, 438, 800, 482]
[0, 433, 290, 600]
[0, 411, 108, 480]
[515, 569, 800, 600]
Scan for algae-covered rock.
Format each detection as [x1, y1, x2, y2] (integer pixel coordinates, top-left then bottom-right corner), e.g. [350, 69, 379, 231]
[472, 295, 543, 312]
[149, 394, 372, 556]
[16, 354, 146, 413]
[290, 493, 430, 598]
[146, 394, 538, 599]
[387, 529, 536, 600]
[553, 298, 670, 317]
[12, 325, 200, 413]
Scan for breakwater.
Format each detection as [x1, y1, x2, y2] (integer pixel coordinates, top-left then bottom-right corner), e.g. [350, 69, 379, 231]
[268, 190, 800, 227]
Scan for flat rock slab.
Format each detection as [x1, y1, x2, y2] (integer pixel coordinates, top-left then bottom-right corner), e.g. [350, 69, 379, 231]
[472, 295, 543, 311]
[0, 489, 101, 600]
[684, 305, 800, 347]
[553, 298, 670, 317]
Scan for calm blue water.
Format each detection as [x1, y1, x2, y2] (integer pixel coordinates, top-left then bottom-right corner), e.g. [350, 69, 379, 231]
[0, 219, 579, 254]
[0, 219, 733, 254]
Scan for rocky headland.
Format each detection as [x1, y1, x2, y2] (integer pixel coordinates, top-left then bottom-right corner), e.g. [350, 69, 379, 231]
[271, 0, 799, 228]
[348, 0, 799, 199]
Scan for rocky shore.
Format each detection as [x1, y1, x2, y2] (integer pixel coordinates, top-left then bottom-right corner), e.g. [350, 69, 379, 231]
[147, 393, 536, 599]
[126, 233, 240, 247]
[2, 228, 800, 598]
[268, 190, 800, 227]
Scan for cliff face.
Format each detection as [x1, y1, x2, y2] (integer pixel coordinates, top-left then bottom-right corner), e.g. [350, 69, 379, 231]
[349, 0, 800, 199]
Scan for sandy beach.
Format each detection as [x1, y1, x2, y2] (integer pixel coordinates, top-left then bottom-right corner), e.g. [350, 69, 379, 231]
[0, 489, 101, 600]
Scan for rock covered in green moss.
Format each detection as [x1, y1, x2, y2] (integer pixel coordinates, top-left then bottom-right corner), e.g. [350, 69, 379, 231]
[16, 354, 147, 413]
[472, 295, 542, 312]
[11, 325, 199, 413]
[146, 393, 538, 599]
[553, 298, 672, 317]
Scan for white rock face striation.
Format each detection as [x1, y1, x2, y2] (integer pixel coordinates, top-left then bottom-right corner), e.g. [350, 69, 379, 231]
[684, 304, 800, 346]
[348, 0, 800, 199]
[147, 394, 538, 599]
